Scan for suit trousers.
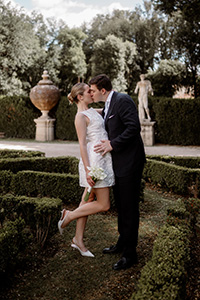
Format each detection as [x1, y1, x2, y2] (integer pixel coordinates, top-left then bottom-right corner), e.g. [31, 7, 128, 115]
[113, 165, 144, 259]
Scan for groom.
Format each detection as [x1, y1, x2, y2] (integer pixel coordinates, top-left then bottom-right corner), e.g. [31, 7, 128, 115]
[89, 74, 146, 270]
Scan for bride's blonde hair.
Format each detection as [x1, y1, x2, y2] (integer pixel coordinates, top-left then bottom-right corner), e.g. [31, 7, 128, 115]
[68, 83, 87, 104]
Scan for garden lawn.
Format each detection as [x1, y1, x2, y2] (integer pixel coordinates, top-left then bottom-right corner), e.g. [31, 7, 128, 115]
[0, 186, 199, 300]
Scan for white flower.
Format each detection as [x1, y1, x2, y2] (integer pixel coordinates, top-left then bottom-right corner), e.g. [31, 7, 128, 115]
[84, 166, 107, 201]
[87, 166, 107, 181]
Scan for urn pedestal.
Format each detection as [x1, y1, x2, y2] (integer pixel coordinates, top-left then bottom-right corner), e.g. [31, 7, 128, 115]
[30, 71, 60, 141]
[34, 112, 56, 141]
[141, 120, 156, 146]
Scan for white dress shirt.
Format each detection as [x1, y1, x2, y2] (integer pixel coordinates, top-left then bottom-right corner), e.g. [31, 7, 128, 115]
[104, 90, 114, 119]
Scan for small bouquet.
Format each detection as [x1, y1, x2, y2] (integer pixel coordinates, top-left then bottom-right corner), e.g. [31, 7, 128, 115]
[84, 166, 107, 202]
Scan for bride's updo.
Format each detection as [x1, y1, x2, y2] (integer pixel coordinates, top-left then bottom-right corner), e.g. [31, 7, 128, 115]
[68, 83, 87, 105]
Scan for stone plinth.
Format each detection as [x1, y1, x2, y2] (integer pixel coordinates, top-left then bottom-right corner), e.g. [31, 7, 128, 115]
[30, 70, 60, 142]
[34, 111, 55, 141]
[141, 121, 156, 146]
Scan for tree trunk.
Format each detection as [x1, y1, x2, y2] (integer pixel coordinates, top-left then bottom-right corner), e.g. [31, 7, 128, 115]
[192, 67, 197, 98]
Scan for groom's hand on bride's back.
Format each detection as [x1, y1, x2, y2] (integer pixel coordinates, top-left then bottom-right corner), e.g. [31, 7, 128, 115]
[94, 140, 113, 156]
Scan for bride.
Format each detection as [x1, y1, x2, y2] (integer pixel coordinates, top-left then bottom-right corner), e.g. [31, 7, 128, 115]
[58, 82, 115, 257]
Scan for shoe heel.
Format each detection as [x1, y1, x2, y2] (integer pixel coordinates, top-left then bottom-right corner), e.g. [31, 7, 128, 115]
[58, 210, 69, 235]
[71, 243, 94, 257]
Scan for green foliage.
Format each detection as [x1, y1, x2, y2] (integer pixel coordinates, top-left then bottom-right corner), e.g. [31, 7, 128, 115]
[1, 94, 200, 145]
[153, 0, 200, 97]
[132, 228, 190, 299]
[0, 194, 62, 282]
[0, 149, 45, 158]
[0, 1, 45, 95]
[146, 155, 200, 169]
[0, 170, 13, 194]
[0, 155, 81, 205]
[147, 59, 187, 97]
[0, 217, 32, 284]
[153, 0, 200, 22]
[132, 200, 192, 300]
[86, 10, 133, 42]
[144, 157, 200, 198]
[55, 96, 78, 140]
[124, 40, 141, 94]
[0, 95, 40, 138]
[166, 198, 189, 226]
[0, 195, 62, 247]
[173, 13, 200, 98]
[10, 171, 82, 204]
[0, 0, 200, 98]
[57, 26, 87, 91]
[182, 197, 200, 229]
[0, 156, 79, 174]
[91, 34, 131, 92]
[149, 97, 200, 145]
[133, 2, 160, 73]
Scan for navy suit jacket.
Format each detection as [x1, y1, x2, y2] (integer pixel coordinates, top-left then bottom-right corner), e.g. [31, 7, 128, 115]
[103, 91, 146, 177]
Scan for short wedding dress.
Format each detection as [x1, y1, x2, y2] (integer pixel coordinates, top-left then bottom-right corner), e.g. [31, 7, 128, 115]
[79, 108, 115, 188]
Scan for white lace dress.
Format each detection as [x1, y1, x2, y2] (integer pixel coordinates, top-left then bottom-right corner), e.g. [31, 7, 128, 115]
[79, 108, 115, 188]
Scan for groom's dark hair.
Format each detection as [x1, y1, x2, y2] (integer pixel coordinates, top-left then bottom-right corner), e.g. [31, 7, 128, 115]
[89, 74, 112, 91]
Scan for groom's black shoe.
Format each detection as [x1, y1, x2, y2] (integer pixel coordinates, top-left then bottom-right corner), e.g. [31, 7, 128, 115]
[113, 255, 138, 271]
[113, 256, 138, 271]
[103, 245, 122, 254]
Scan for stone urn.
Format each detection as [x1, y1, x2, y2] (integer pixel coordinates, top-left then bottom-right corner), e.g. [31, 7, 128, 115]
[30, 70, 60, 141]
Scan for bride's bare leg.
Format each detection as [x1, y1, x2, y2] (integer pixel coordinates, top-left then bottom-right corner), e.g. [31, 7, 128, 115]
[73, 188, 94, 252]
[62, 187, 110, 228]
[73, 218, 87, 251]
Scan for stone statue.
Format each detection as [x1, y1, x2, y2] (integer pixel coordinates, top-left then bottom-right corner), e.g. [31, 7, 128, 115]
[134, 74, 153, 121]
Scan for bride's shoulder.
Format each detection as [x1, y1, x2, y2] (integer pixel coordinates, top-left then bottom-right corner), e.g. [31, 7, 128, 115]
[75, 110, 91, 127]
[75, 111, 85, 122]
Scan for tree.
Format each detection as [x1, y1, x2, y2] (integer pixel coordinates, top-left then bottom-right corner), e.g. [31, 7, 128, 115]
[153, 0, 200, 97]
[153, 0, 200, 22]
[124, 40, 139, 94]
[147, 59, 187, 97]
[83, 4, 161, 89]
[0, 0, 45, 95]
[157, 14, 178, 61]
[82, 10, 134, 81]
[173, 12, 200, 98]
[90, 34, 137, 92]
[130, 2, 160, 73]
[57, 26, 87, 92]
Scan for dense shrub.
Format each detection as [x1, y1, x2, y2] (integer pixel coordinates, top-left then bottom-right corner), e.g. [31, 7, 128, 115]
[132, 225, 190, 300]
[0, 218, 32, 285]
[0, 156, 79, 174]
[10, 170, 82, 204]
[0, 194, 62, 246]
[0, 96, 40, 138]
[0, 170, 13, 194]
[131, 197, 193, 300]
[0, 149, 45, 158]
[0, 95, 200, 145]
[0, 194, 62, 284]
[0, 155, 144, 204]
[55, 96, 77, 140]
[148, 97, 200, 145]
[182, 197, 200, 230]
[144, 158, 200, 198]
[146, 155, 200, 169]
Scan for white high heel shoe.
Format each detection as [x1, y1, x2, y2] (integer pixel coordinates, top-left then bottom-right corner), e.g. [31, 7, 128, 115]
[58, 210, 69, 235]
[60, 209, 65, 220]
[71, 243, 95, 257]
